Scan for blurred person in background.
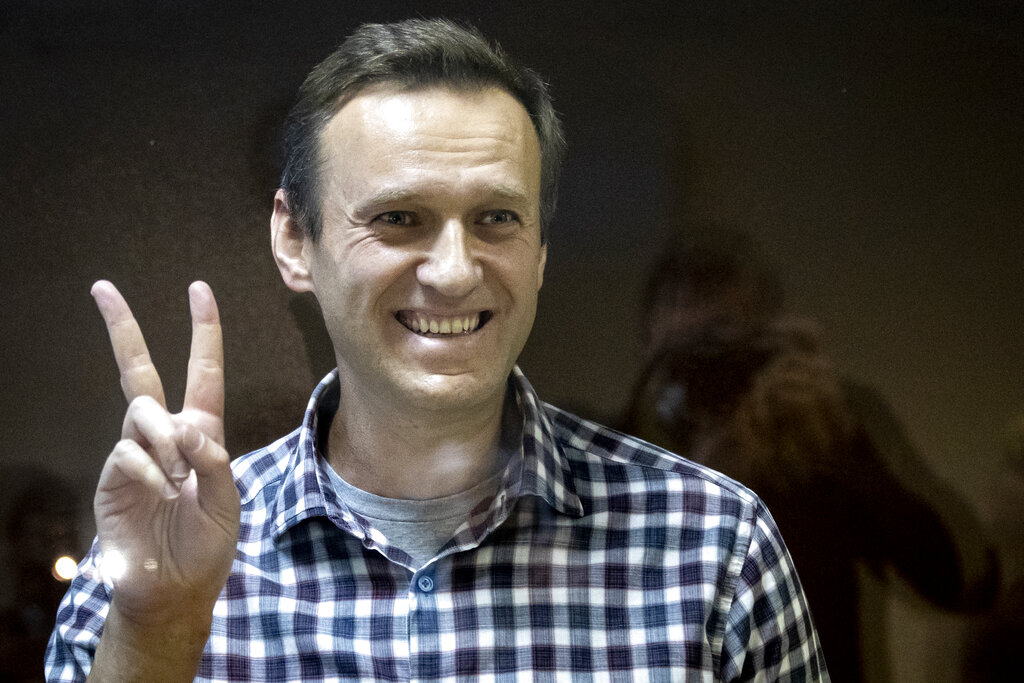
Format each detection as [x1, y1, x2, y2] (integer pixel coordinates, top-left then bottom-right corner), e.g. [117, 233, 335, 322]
[960, 408, 1024, 680]
[624, 230, 998, 681]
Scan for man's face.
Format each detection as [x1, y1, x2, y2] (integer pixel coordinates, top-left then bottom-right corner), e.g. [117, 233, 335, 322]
[293, 86, 546, 414]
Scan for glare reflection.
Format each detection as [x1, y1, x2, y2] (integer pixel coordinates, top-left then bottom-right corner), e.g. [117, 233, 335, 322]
[53, 555, 78, 581]
[98, 548, 127, 583]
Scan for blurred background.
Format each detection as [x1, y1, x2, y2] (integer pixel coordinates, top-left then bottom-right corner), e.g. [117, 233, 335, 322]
[1, 1, 1020, 680]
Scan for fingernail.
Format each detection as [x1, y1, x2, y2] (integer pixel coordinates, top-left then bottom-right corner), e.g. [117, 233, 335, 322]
[90, 281, 109, 304]
[163, 480, 181, 499]
[180, 425, 205, 453]
[171, 461, 191, 482]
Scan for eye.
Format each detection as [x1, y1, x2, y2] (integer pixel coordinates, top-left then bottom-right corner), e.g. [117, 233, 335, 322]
[480, 209, 519, 225]
[376, 211, 416, 226]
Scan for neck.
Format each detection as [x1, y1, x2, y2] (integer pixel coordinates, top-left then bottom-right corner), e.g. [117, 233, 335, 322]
[325, 378, 511, 500]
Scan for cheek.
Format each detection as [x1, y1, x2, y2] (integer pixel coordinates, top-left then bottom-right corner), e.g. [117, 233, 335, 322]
[313, 245, 419, 311]
[486, 241, 544, 285]
[516, 254, 546, 298]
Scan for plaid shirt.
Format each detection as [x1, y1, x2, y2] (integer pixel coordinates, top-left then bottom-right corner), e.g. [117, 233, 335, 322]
[47, 368, 828, 682]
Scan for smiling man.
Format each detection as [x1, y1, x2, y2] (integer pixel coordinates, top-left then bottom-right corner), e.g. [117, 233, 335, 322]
[47, 19, 828, 682]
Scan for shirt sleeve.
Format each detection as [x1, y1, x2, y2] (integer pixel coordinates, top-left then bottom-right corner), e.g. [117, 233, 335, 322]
[720, 502, 829, 682]
[45, 539, 109, 683]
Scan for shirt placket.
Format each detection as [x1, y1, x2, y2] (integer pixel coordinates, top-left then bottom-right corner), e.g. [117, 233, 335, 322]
[408, 562, 447, 682]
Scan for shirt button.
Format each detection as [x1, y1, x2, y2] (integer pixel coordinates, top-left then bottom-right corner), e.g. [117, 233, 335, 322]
[417, 575, 435, 592]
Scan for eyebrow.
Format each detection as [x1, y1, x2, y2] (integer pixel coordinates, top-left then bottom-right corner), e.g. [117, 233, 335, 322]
[488, 184, 530, 202]
[363, 188, 418, 206]
[358, 184, 532, 212]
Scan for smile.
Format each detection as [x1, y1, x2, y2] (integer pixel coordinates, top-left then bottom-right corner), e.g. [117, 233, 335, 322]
[396, 310, 491, 336]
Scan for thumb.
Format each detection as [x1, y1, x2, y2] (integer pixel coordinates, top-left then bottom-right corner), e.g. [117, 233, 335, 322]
[177, 423, 240, 522]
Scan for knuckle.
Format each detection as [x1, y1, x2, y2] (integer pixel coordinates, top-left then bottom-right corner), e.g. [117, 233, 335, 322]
[188, 357, 224, 374]
[209, 442, 231, 465]
[111, 438, 140, 459]
[125, 397, 176, 439]
[127, 394, 155, 412]
[122, 350, 152, 370]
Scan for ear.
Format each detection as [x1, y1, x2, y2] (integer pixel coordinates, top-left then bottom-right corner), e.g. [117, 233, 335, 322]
[271, 189, 314, 293]
[536, 243, 547, 291]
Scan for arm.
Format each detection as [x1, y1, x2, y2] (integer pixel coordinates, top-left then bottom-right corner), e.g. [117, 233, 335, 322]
[49, 282, 240, 682]
[842, 381, 998, 609]
[721, 504, 829, 682]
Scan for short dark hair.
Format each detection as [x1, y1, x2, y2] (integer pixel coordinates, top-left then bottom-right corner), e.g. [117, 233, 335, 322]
[280, 18, 565, 242]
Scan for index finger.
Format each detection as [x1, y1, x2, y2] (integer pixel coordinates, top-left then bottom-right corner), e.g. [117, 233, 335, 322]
[91, 280, 167, 407]
[182, 281, 225, 430]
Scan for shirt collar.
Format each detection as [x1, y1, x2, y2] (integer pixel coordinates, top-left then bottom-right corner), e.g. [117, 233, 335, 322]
[270, 367, 583, 542]
[507, 366, 584, 517]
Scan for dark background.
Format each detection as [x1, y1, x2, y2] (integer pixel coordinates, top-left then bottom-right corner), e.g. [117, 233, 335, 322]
[2, 1, 1021, 680]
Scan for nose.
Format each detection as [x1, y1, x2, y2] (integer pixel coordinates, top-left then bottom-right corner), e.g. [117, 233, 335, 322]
[416, 219, 482, 297]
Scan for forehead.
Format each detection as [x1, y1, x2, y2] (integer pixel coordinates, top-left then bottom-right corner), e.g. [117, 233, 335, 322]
[336, 83, 532, 133]
[318, 85, 541, 195]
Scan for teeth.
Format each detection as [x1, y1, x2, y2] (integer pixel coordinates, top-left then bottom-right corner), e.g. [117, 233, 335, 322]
[401, 312, 483, 335]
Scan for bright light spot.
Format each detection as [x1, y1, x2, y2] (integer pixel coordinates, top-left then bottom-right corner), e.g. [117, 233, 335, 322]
[53, 555, 78, 582]
[98, 549, 127, 583]
[377, 95, 418, 135]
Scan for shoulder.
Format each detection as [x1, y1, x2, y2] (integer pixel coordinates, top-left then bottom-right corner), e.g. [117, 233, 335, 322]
[543, 402, 766, 527]
[545, 402, 754, 492]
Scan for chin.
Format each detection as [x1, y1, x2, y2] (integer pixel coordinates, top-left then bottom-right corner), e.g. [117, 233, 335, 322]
[402, 369, 507, 411]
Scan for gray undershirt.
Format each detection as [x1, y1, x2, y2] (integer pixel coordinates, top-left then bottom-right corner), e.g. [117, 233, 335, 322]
[322, 392, 523, 570]
[325, 463, 503, 570]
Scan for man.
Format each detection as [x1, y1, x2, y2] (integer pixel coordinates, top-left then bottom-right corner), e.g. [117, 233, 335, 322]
[47, 20, 827, 681]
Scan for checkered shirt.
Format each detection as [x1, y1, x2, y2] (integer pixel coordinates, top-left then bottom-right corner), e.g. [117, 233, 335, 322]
[47, 367, 828, 681]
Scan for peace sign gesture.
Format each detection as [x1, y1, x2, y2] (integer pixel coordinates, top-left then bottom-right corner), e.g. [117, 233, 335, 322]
[87, 281, 240, 680]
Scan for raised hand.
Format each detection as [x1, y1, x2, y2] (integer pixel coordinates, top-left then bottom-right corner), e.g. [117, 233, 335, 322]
[87, 281, 240, 680]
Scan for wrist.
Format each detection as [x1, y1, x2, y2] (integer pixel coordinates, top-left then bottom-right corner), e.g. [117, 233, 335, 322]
[88, 600, 215, 682]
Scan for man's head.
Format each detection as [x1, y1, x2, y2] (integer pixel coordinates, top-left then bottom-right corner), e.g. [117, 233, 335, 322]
[280, 18, 565, 243]
[271, 22, 552, 416]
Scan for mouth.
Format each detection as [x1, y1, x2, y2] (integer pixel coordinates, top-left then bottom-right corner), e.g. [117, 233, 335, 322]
[395, 310, 492, 337]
